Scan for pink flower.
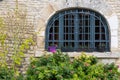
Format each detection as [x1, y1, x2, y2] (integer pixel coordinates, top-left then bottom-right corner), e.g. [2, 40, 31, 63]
[117, 64, 120, 69]
[118, 64, 120, 68]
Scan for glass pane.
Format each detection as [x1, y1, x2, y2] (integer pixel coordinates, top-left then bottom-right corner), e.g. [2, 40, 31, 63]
[85, 27, 90, 33]
[79, 27, 82, 33]
[48, 42, 53, 46]
[79, 42, 83, 49]
[85, 42, 89, 48]
[95, 19, 100, 26]
[85, 20, 89, 26]
[54, 20, 59, 26]
[85, 34, 89, 40]
[49, 34, 54, 40]
[71, 34, 74, 40]
[54, 27, 59, 33]
[64, 27, 68, 33]
[101, 27, 105, 33]
[101, 34, 105, 40]
[95, 34, 100, 40]
[95, 27, 100, 33]
[49, 27, 53, 33]
[79, 34, 83, 40]
[95, 42, 100, 49]
[54, 34, 59, 40]
[79, 20, 83, 26]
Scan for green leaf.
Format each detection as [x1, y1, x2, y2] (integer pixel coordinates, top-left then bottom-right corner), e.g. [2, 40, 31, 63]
[25, 44, 29, 49]
[38, 73, 44, 79]
[19, 44, 25, 51]
[14, 57, 21, 65]
[18, 52, 25, 57]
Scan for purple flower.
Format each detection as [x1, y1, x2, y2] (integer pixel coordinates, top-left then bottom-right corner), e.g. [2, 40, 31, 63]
[48, 45, 57, 53]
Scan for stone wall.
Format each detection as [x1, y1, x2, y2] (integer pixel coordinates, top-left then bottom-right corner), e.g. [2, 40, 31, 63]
[0, 0, 120, 73]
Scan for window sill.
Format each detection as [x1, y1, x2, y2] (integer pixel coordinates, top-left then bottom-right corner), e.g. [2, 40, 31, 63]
[67, 52, 120, 59]
[35, 50, 120, 64]
[35, 50, 120, 59]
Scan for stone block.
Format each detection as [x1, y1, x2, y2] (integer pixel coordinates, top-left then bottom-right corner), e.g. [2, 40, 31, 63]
[37, 36, 45, 48]
[116, 58, 120, 65]
[36, 19, 45, 32]
[35, 49, 45, 57]
[40, 3, 55, 21]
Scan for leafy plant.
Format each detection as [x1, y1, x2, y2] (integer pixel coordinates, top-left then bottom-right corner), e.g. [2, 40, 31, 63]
[26, 51, 120, 80]
[0, 0, 35, 80]
[0, 67, 14, 80]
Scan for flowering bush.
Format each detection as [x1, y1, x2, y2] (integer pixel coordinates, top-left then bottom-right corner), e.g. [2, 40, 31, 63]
[26, 50, 120, 80]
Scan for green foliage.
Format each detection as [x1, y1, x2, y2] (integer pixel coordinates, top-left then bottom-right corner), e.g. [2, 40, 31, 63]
[26, 51, 120, 80]
[0, 67, 14, 80]
[0, 17, 7, 67]
[0, 16, 34, 80]
[0, 66, 25, 80]
[103, 63, 120, 80]
[0, 0, 35, 79]
[12, 38, 34, 65]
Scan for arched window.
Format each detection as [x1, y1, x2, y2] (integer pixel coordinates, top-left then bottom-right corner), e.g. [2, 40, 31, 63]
[45, 8, 110, 52]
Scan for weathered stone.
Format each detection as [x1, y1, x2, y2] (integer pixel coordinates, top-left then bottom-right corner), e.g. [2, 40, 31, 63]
[37, 36, 45, 48]
[39, 3, 55, 21]
[36, 19, 45, 30]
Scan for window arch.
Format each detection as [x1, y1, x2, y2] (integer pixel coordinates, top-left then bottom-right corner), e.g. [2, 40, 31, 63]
[45, 8, 110, 52]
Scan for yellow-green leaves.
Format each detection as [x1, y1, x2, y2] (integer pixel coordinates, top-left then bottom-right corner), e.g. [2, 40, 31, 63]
[0, 17, 7, 68]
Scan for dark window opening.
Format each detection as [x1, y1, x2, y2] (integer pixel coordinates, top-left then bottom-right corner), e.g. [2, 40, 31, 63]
[95, 19, 100, 26]
[46, 9, 110, 52]
[54, 27, 59, 33]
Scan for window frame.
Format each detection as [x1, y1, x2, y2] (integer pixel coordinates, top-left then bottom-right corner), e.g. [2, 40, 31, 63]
[45, 8, 110, 52]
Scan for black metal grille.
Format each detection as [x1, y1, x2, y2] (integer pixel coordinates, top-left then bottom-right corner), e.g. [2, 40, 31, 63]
[45, 9, 110, 52]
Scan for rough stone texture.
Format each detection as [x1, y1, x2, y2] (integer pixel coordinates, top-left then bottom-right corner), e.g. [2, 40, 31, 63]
[0, 0, 120, 73]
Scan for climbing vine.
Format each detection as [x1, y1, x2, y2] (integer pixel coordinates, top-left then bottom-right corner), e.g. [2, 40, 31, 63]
[0, 0, 35, 79]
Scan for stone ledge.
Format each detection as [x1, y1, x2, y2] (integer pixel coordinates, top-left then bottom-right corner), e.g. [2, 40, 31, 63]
[67, 52, 120, 64]
[67, 52, 120, 59]
[34, 50, 120, 64]
[35, 50, 120, 59]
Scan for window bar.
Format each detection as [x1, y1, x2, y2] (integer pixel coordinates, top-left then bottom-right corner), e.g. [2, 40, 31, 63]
[88, 14, 90, 49]
[70, 14, 72, 40]
[69, 15, 71, 35]
[81, 13, 84, 48]
[64, 15, 65, 42]
[59, 13, 64, 49]
[74, 10, 79, 50]
[90, 13, 95, 50]
[93, 13, 95, 49]
[90, 14, 92, 49]
[99, 16, 102, 49]
[66, 13, 68, 47]
[46, 26, 50, 49]
[83, 14, 85, 48]
[52, 18, 55, 46]
[68, 14, 70, 47]
[105, 23, 108, 51]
